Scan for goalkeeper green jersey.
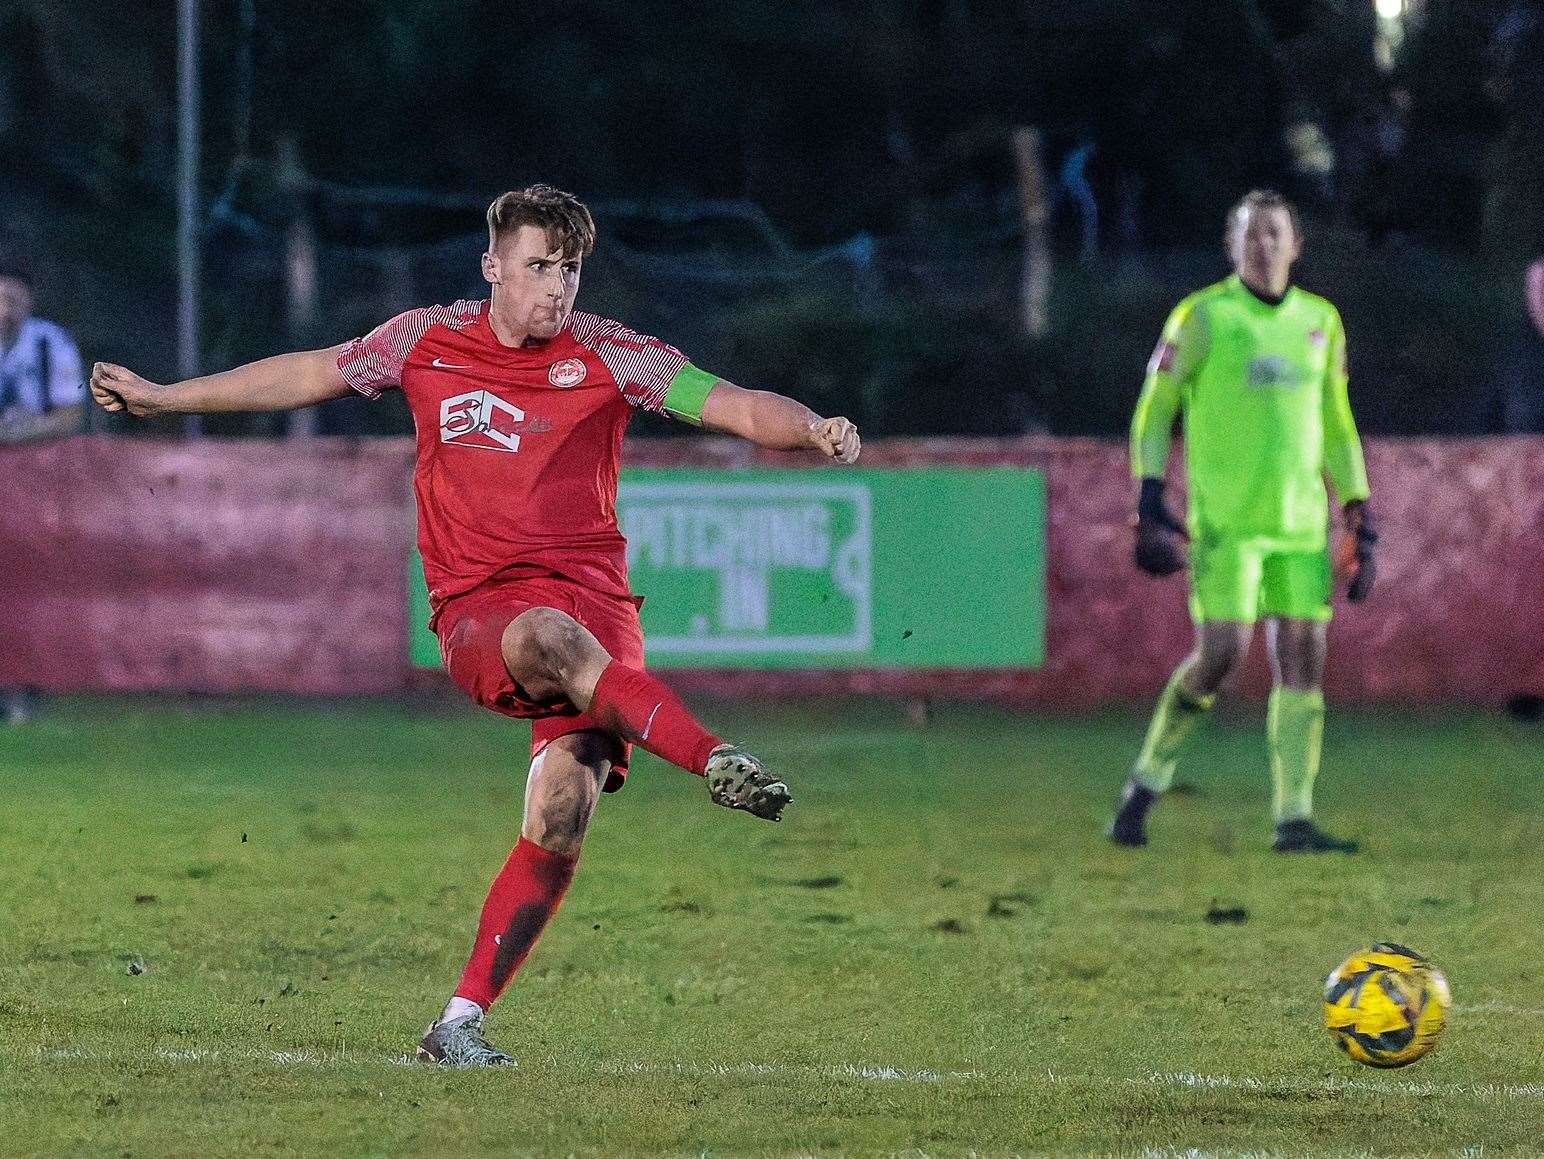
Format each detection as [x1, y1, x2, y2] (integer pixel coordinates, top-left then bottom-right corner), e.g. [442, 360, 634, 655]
[1130, 274, 1369, 548]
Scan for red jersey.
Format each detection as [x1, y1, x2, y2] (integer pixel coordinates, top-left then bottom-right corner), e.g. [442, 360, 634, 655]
[336, 300, 694, 619]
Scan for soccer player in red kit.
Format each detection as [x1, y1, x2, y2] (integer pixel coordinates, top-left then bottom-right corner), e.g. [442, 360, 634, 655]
[90, 185, 862, 1067]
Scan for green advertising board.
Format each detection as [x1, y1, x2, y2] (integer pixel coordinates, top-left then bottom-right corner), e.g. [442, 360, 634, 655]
[411, 467, 1044, 670]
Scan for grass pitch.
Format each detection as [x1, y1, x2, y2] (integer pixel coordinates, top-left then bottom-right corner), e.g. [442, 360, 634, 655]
[1, 694, 1541, 1156]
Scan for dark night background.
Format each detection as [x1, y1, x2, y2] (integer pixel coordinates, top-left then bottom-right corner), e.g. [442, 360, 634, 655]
[3, 0, 1542, 437]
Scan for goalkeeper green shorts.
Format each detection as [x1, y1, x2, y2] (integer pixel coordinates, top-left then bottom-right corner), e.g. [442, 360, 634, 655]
[1189, 538, 1332, 624]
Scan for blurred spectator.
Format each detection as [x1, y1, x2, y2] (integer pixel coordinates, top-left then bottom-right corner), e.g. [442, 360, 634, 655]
[1503, 258, 1544, 434]
[1052, 138, 1099, 264]
[0, 254, 85, 445]
[1, 253, 82, 724]
[1528, 258, 1544, 339]
[1359, 86, 1411, 249]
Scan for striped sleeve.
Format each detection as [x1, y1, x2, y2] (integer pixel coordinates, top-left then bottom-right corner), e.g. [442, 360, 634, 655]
[336, 300, 483, 399]
[567, 312, 693, 416]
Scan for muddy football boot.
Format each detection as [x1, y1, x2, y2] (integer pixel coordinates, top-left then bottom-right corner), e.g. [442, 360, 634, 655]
[705, 745, 792, 821]
[416, 1012, 514, 1068]
[1273, 818, 1360, 854]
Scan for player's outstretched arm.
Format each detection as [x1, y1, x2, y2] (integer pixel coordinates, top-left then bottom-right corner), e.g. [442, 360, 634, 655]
[699, 380, 860, 463]
[90, 346, 354, 418]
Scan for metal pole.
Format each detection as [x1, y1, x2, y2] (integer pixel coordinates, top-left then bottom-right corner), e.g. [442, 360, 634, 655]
[178, 0, 202, 436]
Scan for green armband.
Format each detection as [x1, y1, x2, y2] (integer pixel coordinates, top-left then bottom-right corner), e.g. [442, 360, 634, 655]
[661, 364, 717, 426]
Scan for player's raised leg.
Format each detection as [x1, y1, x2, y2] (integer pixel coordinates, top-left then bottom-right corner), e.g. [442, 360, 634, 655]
[1266, 616, 1357, 853]
[419, 730, 611, 1066]
[1109, 621, 1247, 846]
[501, 606, 791, 820]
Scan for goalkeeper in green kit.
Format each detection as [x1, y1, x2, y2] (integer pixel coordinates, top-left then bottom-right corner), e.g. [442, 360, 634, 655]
[1109, 190, 1376, 853]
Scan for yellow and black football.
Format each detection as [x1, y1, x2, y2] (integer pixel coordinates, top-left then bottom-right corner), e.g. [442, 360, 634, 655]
[1324, 943, 1450, 1068]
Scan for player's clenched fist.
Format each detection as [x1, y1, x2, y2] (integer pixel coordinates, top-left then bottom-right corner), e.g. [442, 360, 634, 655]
[808, 416, 861, 464]
[90, 363, 163, 417]
[1134, 477, 1189, 577]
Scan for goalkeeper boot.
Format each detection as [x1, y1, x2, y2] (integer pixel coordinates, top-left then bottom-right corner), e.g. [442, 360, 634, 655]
[1272, 818, 1359, 854]
[1108, 779, 1157, 847]
[705, 744, 791, 821]
[416, 1011, 514, 1068]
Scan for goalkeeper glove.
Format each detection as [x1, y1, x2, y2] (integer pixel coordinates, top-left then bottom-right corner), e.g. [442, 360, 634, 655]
[1134, 478, 1189, 577]
[1337, 499, 1377, 602]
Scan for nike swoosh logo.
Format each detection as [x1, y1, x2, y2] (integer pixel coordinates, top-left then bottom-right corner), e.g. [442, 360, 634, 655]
[432, 358, 471, 370]
[641, 701, 663, 741]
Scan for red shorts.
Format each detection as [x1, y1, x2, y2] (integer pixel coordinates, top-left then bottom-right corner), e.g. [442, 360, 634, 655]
[435, 573, 646, 792]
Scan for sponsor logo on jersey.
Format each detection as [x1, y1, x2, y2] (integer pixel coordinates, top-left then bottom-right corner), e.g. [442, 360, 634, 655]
[432, 357, 473, 370]
[548, 357, 587, 388]
[1247, 355, 1308, 390]
[440, 390, 552, 452]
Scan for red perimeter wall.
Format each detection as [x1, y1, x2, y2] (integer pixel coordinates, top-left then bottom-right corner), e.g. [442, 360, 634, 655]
[2, 435, 1540, 705]
[0, 437, 414, 695]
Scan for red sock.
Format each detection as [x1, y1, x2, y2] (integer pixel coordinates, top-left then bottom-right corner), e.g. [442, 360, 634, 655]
[454, 837, 577, 1010]
[588, 661, 723, 775]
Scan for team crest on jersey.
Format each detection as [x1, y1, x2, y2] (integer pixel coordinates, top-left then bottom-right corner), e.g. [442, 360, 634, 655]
[440, 389, 527, 452]
[1309, 329, 1327, 347]
[548, 357, 587, 388]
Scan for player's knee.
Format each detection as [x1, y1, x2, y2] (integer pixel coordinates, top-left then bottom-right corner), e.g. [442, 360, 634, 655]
[1274, 621, 1326, 689]
[1192, 627, 1249, 690]
[551, 731, 615, 784]
[1213, 642, 1247, 681]
[502, 607, 586, 684]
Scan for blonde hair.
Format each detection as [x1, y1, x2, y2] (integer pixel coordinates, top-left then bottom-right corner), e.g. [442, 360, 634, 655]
[486, 184, 596, 259]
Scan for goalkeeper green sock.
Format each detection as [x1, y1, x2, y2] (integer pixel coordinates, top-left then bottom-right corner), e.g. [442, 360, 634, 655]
[1268, 687, 1325, 822]
[1132, 668, 1216, 793]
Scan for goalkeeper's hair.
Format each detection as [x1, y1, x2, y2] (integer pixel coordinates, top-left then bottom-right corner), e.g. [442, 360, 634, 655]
[1226, 189, 1302, 241]
[486, 185, 596, 260]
